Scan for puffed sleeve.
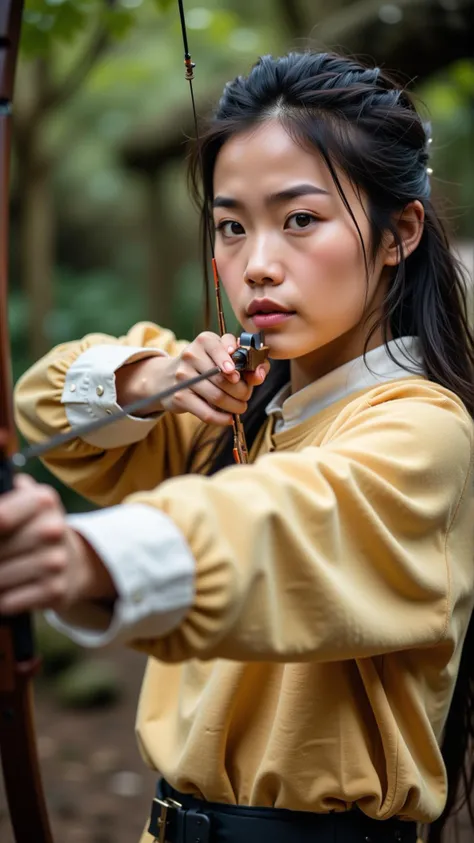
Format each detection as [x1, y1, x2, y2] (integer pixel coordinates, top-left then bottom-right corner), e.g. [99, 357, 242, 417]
[121, 383, 474, 663]
[14, 321, 204, 506]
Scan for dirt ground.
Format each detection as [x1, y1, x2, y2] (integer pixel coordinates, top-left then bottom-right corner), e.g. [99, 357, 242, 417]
[0, 648, 157, 843]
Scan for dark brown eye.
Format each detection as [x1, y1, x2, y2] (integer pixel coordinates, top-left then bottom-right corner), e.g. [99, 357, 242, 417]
[216, 220, 245, 236]
[286, 212, 318, 231]
[295, 213, 312, 228]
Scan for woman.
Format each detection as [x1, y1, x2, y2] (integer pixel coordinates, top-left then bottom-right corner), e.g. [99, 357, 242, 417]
[2, 52, 474, 843]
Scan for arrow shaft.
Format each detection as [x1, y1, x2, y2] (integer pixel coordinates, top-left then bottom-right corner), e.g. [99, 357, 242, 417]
[13, 365, 221, 467]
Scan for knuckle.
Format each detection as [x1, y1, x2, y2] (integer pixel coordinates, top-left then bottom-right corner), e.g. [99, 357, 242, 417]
[45, 547, 67, 574]
[197, 331, 213, 345]
[207, 386, 223, 406]
[37, 484, 60, 508]
[48, 578, 66, 604]
[201, 408, 216, 425]
[172, 391, 186, 408]
[38, 515, 65, 543]
[175, 365, 190, 382]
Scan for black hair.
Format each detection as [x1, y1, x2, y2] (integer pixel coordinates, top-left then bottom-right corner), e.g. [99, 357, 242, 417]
[186, 52, 474, 839]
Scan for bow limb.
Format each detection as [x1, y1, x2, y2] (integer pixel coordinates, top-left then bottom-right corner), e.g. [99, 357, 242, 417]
[176, 0, 252, 464]
[0, 3, 54, 841]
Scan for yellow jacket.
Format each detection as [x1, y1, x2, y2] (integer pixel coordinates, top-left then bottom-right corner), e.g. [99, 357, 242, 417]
[14, 322, 474, 826]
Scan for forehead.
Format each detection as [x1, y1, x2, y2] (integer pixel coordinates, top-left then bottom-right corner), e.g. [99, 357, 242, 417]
[213, 120, 333, 194]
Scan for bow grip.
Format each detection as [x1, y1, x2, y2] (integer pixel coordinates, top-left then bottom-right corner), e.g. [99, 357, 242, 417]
[0, 456, 35, 664]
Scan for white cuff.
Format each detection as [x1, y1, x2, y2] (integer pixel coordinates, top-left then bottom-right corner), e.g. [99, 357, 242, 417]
[46, 504, 195, 648]
[61, 345, 167, 448]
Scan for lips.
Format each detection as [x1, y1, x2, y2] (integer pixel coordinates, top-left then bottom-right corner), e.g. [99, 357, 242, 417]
[247, 298, 292, 317]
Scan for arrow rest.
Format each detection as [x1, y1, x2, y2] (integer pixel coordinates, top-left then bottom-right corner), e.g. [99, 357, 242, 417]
[233, 332, 269, 372]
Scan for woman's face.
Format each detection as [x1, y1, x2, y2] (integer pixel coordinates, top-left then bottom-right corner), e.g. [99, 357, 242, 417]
[212, 120, 392, 387]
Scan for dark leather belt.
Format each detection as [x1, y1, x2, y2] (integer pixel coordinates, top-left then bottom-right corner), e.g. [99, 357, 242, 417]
[148, 779, 418, 843]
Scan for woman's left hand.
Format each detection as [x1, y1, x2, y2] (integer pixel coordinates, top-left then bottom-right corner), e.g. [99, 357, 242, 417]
[0, 474, 116, 615]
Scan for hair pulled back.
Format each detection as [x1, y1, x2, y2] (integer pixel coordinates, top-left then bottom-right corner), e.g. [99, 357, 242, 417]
[187, 52, 474, 840]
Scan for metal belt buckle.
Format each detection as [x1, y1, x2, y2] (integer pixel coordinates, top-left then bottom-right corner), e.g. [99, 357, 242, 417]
[151, 796, 182, 843]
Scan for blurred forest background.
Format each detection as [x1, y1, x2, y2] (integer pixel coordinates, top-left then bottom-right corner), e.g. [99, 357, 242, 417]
[2, 2, 474, 842]
[9, 0, 474, 511]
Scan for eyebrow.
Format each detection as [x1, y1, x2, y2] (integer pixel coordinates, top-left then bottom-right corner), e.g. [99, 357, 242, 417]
[212, 183, 330, 210]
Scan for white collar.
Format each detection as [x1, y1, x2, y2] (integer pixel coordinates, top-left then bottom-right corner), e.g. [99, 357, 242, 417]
[265, 336, 423, 432]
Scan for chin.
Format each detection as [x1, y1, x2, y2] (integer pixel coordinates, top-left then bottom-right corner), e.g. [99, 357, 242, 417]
[262, 339, 305, 361]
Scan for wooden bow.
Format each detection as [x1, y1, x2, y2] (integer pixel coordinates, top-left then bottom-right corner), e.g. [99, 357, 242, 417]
[0, 3, 55, 841]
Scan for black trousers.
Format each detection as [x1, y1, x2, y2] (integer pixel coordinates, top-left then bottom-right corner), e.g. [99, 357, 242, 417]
[149, 779, 418, 843]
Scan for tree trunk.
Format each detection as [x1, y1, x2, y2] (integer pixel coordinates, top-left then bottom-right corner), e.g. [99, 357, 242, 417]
[13, 33, 109, 361]
[18, 139, 54, 360]
[14, 59, 55, 361]
[145, 172, 173, 327]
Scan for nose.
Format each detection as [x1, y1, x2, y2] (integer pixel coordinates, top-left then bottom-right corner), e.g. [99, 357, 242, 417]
[244, 235, 284, 287]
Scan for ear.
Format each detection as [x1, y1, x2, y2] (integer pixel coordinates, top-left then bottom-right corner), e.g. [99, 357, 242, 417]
[383, 200, 425, 266]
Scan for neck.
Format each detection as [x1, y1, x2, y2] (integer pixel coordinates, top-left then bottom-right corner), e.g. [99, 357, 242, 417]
[289, 323, 391, 394]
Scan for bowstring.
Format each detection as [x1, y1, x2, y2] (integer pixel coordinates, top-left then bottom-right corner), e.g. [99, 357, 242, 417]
[176, 0, 217, 300]
[176, 0, 248, 463]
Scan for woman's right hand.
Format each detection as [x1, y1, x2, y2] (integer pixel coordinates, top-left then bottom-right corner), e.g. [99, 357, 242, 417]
[115, 332, 269, 426]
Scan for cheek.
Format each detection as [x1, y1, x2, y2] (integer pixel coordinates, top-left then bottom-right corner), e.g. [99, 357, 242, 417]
[299, 227, 371, 320]
[313, 223, 365, 275]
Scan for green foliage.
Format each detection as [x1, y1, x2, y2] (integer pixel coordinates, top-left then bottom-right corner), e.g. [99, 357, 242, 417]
[152, 0, 176, 9]
[35, 614, 83, 677]
[22, 0, 135, 56]
[420, 59, 474, 238]
[10, 267, 146, 379]
[21, 0, 265, 58]
[54, 659, 123, 708]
